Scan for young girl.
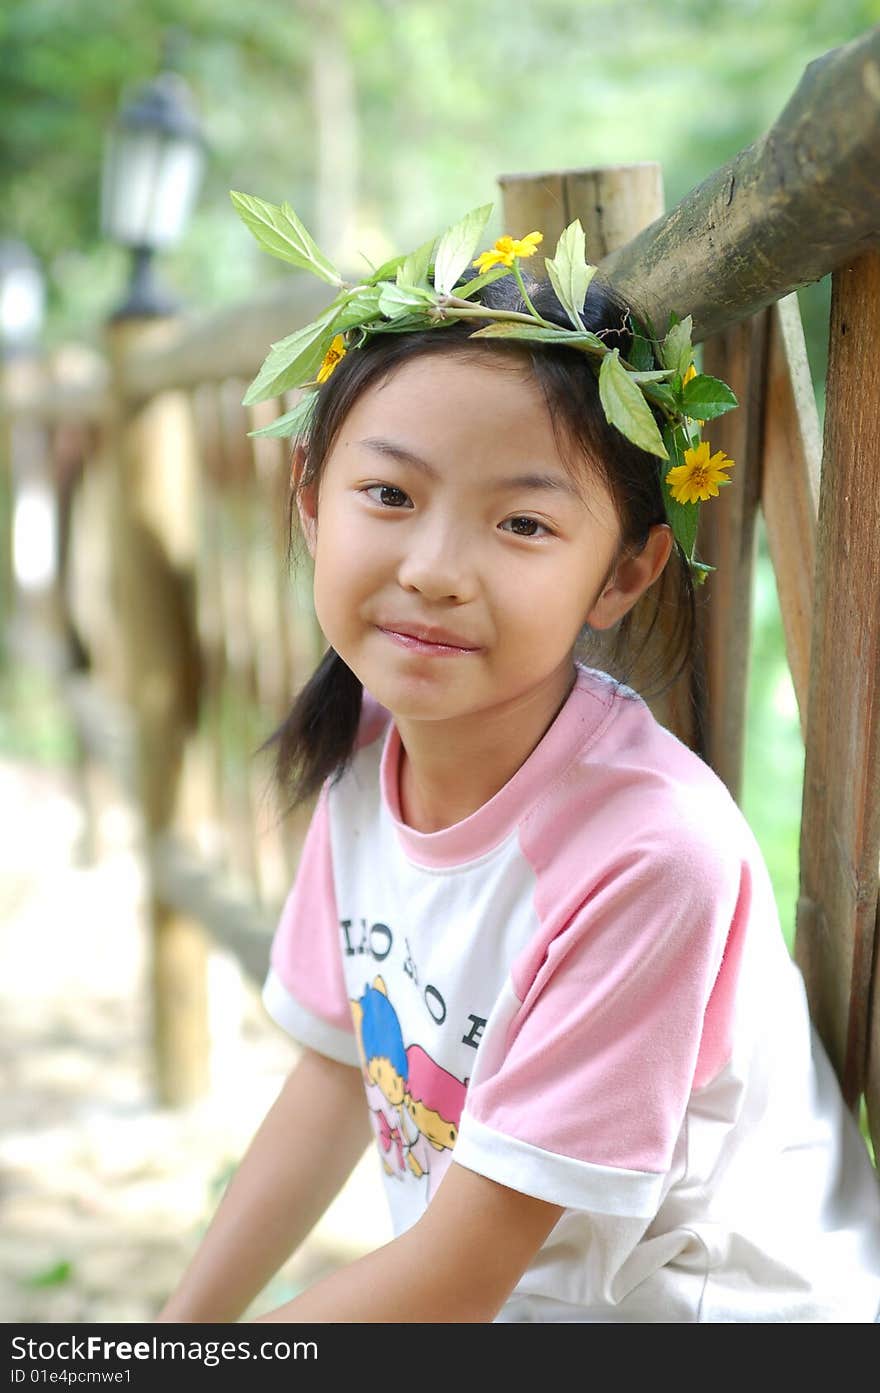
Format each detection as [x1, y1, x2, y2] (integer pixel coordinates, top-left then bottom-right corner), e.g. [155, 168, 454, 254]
[159, 234, 880, 1323]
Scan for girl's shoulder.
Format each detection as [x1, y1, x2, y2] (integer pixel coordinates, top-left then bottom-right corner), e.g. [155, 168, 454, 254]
[526, 671, 782, 998]
[563, 663, 762, 874]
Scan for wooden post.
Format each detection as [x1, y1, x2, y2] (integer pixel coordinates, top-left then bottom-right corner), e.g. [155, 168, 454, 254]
[499, 163, 664, 268]
[697, 312, 768, 801]
[105, 315, 210, 1106]
[794, 250, 880, 1114]
[499, 164, 698, 748]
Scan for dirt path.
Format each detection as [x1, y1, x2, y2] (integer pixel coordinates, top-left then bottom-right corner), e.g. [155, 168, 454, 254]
[0, 757, 390, 1323]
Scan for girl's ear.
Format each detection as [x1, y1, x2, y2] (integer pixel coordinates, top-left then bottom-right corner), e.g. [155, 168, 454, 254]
[292, 442, 318, 558]
[586, 523, 674, 630]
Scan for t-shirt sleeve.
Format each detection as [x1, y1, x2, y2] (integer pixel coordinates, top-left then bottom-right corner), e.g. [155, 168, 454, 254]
[454, 834, 749, 1222]
[262, 780, 360, 1067]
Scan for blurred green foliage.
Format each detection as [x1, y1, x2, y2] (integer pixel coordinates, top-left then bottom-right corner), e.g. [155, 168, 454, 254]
[1, 0, 877, 344]
[0, 663, 80, 766]
[21, 1259, 75, 1288]
[742, 518, 805, 953]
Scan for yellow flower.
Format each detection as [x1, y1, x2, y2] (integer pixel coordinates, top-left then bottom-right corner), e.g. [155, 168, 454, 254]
[317, 334, 346, 383]
[682, 361, 705, 427]
[472, 231, 543, 274]
[665, 439, 735, 505]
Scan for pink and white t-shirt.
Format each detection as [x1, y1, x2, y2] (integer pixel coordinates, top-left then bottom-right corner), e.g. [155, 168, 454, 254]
[263, 661, 880, 1322]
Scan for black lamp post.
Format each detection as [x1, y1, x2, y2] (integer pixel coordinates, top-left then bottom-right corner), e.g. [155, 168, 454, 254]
[101, 65, 205, 321]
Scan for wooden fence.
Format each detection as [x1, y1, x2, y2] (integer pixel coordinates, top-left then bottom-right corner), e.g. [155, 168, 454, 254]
[1, 32, 878, 1157]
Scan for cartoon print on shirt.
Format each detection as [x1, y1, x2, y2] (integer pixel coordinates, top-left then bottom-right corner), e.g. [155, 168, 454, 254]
[351, 978, 411, 1179]
[350, 979, 469, 1192]
[401, 1044, 468, 1201]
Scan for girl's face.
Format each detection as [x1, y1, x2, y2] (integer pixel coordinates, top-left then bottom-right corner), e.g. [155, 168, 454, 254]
[297, 353, 661, 728]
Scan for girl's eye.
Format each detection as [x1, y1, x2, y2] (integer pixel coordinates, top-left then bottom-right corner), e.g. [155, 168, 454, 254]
[362, 487, 551, 538]
[501, 516, 552, 539]
[363, 484, 412, 508]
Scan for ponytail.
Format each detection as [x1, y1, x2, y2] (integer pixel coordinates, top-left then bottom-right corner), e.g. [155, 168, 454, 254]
[261, 646, 363, 813]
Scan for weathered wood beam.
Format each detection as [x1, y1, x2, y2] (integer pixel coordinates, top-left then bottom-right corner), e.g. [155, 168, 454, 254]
[598, 29, 880, 343]
[795, 250, 880, 1109]
[0, 377, 111, 426]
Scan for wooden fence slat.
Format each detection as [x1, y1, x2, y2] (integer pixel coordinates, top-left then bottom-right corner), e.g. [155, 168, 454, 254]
[795, 250, 880, 1113]
[759, 294, 821, 739]
[211, 381, 261, 894]
[495, 171, 569, 265]
[106, 317, 210, 1106]
[190, 383, 230, 857]
[694, 313, 767, 802]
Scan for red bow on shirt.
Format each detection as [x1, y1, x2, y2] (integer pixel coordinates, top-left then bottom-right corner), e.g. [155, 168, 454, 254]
[376, 1110, 405, 1170]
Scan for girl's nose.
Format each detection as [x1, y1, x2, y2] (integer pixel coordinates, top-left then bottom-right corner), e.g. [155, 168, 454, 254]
[395, 517, 477, 602]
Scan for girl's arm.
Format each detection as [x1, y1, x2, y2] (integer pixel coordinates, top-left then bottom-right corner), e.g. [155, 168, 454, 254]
[157, 1045, 373, 1323]
[253, 1160, 565, 1323]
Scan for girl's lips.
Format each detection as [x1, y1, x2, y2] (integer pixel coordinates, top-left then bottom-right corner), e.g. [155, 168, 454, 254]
[377, 626, 480, 656]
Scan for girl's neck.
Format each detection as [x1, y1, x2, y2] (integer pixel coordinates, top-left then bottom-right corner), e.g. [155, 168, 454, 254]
[394, 662, 578, 833]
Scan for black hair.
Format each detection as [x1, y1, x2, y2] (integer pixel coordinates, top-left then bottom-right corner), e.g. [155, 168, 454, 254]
[261, 269, 696, 814]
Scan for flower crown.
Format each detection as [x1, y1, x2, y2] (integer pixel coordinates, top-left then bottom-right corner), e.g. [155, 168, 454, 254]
[231, 192, 738, 585]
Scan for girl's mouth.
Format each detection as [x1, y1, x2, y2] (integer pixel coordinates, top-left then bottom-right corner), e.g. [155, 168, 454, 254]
[377, 627, 479, 656]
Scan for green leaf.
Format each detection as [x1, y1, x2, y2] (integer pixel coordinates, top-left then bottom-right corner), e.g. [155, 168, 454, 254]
[659, 315, 693, 379]
[229, 192, 341, 285]
[627, 316, 656, 372]
[23, 1260, 74, 1289]
[640, 380, 677, 411]
[377, 282, 436, 320]
[544, 219, 597, 331]
[626, 368, 676, 383]
[365, 252, 408, 284]
[248, 394, 318, 439]
[689, 560, 715, 586]
[433, 203, 494, 295]
[365, 314, 455, 336]
[332, 286, 383, 331]
[449, 265, 512, 299]
[396, 237, 436, 290]
[468, 322, 607, 352]
[279, 200, 342, 283]
[681, 373, 738, 421]
[242, 312, 339, 407]
[598, 349, 668, 459]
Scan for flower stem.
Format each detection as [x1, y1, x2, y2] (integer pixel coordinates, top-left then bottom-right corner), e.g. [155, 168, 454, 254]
[511, 260, 552, 325]
[432, 301, 544, 326]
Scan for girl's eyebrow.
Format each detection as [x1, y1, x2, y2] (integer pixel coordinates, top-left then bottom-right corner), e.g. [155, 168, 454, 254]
[356, 436, 581, 499]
